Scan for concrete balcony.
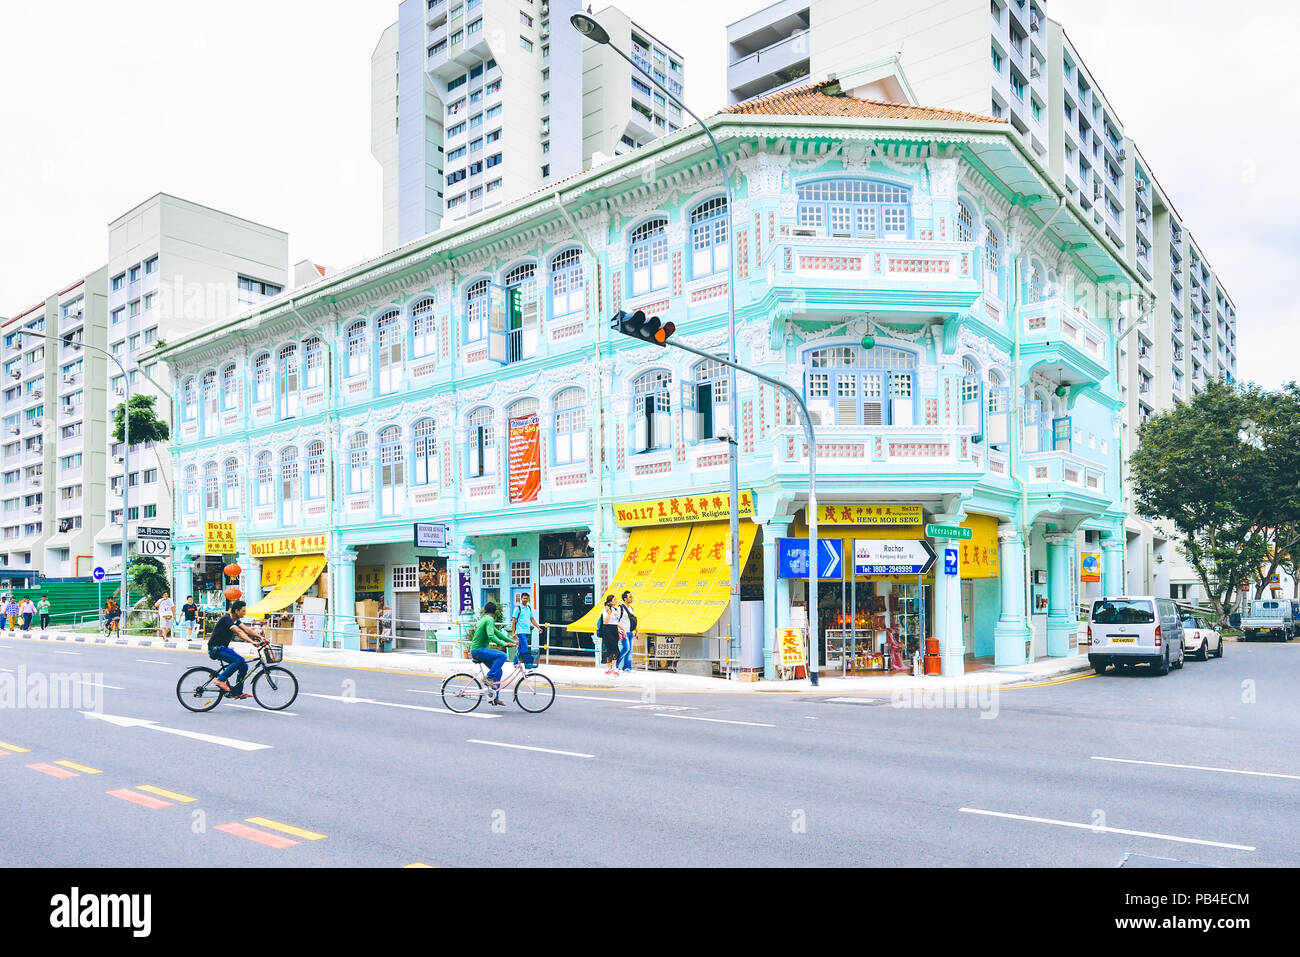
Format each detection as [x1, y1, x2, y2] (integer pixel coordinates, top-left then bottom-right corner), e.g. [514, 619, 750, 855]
[1019, 298, 1110, 386]
[728, 32, 808, 97]
[775, 423, 983, 476]
[1023, 450, 1110, 498]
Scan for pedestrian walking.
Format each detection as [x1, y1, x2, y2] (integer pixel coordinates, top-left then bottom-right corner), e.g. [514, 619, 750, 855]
[18, 597, 36, 633]
[600, 594, 621, 676]
[154, 591, 175, 638]
[509, 593, 538, 670]
[181, 595, 199, 640]
[617, 590, 637, 671]
[36, 596, 50, 631]
[5, 597, 19, 634]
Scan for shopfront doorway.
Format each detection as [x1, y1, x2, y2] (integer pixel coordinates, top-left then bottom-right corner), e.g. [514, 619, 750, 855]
[538, 531, 595, 652]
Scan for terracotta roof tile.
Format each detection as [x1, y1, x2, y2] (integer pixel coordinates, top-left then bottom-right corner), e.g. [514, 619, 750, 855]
[724, 80, 1006, 125]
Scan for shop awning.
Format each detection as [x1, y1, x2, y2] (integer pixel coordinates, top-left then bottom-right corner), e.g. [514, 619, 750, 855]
[639, 521, 758, 636]
[245, 554, 326, 617]
[568, 525, 691, 632]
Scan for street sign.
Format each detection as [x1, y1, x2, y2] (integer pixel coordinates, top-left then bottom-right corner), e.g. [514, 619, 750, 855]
[777, 538, 843, 579]
[414, 523, 448, 548]
[853, 539, 936, 576]
[925, 523, 972, 540]
[92, 567, 105, 582]
[944, 548, 958, 577]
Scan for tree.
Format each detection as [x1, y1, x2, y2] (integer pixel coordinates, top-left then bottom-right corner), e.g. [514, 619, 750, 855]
[111, 394, 170, 445]
[128, 556, 170, 607]
[1240, 384, 1300, 598]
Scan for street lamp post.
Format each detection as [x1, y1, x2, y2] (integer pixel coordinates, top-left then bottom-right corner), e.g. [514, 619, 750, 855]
[571, 12, 746, 674]
[13, 329, 131, 619]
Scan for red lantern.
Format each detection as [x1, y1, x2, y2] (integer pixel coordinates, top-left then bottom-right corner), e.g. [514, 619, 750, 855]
[224, 563, 242, 579]
[224, 586, 242, 602]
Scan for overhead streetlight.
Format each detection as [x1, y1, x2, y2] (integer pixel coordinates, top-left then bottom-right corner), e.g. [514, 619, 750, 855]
[569, 12, 610, 46]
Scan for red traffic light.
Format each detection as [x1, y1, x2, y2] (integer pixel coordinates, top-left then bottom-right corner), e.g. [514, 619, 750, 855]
[611, 310, 676, 347]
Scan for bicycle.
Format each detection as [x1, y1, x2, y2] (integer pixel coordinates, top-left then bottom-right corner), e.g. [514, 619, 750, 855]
[441, 659, 555, 714]
[176, 643, 299, 713]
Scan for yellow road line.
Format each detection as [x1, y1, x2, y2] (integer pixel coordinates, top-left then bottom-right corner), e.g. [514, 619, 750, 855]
[0, 740, 31, 753]
[137, 785, 198, 803]
[245, 816, 327, 841]
[403, 862, 435, 868]
[54, 760, 102, 774]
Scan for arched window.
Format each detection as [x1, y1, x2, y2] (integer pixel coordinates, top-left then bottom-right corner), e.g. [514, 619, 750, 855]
[632, 370, 672, 451]
[688, 358, 730, 442]
[504, 263, 539, 363]
[378, 425, 405, 516]
[468, 407, 495, 478]
[348, 432, 370, 493]
[278, 344, 300, 419]
[1027, 264, 1043, 304]
[181, 378, 197, 422]
[412, 419, 437, 486]
[223, 457, 240, 511]
[411, 298, 437, 357]
[550, 248, 584, 322]
[961, 357, 982, 430]
[280, 446, 300, 524]
[345, 321, 368, 378]
[629, 218, 669, 296]
[253, 353, 271, 404]
[303, 336, 324, 390]
[689, 197, 729, 278]
[203, 461, 219, 515]
[805, 346, 917, 426]
[465, 279, 489, 343]
[255, 451, 273, 507]
[376, 310, 404, 395]
[796, 179, 911, 238]
[221, 363, 239, 411]
[983, 223, 1002, 298]
[201, 371, 218, 437]
[306, 441, 325, 500]
[553, 388, 587, 466]
[183, 465, 198, 514]
[956, 200, 975, 243]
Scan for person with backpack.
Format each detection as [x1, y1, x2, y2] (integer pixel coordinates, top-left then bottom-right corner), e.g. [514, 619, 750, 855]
[509, 593, 539, 670]
[617, 591, 637, 671]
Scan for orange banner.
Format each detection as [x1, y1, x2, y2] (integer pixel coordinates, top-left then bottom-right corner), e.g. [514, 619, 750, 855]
[508, 413, 540, 504]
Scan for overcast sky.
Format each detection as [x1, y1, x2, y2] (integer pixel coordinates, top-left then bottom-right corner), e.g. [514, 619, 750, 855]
[1, 0, 1296, 387]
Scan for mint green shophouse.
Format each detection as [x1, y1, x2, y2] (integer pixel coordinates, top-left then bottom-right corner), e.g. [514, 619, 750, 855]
[155, 82, 1140, 680]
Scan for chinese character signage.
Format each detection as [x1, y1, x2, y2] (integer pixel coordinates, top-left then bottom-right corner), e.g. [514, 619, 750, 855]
[249, 534, 329, 558]
[817, 504, 922, 526]
[203, 521, 237, 554]
[777, 627, 807, 667]
[355, 565, 384, 593]
[508, 413, 541, 503]
[957, 514, 1000, 580]
[614, 490, 757, 528]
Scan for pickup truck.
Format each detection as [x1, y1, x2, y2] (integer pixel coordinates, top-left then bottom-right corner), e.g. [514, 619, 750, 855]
[1240, 599, 1296, 642]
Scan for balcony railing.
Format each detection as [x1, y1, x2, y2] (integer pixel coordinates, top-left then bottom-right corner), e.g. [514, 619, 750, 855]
[1023, 450, 1109, 495]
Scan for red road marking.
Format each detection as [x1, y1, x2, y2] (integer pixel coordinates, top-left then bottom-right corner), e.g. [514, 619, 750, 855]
[107, 788, 173, 809]
[28, 763, 78, 779]
[215, 822, 300, 849]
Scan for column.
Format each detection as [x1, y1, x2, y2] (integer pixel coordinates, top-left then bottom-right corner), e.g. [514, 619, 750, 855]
[244, 557, 263, 607]
[932, 536, 965, 677]
[762, 519, 791, 679]
[1045, 531, 1076, 657]
[993, 523, 1030, 666]
[329, 546, 359, 650]
[1100, 533, 1125, 597]
[174, 551, 193, 609]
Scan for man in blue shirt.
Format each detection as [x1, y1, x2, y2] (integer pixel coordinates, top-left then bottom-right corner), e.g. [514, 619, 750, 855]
[510, 593, 538, 670]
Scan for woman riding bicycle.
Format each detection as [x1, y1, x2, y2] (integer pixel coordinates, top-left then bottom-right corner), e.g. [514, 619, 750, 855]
[470, 602, 516, 707]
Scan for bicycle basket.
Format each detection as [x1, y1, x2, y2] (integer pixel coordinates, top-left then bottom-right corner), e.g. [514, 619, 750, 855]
[263, 643, 284, 664]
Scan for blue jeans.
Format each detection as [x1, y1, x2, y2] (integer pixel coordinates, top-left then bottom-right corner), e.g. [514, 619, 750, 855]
[472, 648, 507, 686]
[514, 631, 535, 667]
[618, 633, 633, 670]
[211, 646, 249, 694]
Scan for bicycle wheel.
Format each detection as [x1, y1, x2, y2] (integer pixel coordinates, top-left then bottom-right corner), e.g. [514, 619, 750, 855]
[252, 666, 299, 710]
[441, 673, 484, 713]
[513, 672, 555, 713]
[177, 667, 223, 713]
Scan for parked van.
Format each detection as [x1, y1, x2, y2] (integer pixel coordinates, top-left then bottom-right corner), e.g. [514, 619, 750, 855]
[1088, 596, 1185, 675]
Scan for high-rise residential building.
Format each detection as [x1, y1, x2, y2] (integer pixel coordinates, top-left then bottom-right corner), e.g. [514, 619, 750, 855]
[725, 0, 1241, 604]
[373, 0, 686, 250]
[91, 193, 289, 576]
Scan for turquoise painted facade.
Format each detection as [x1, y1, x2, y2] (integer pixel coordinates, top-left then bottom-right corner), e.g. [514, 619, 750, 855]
[155, 102, 1141, 676]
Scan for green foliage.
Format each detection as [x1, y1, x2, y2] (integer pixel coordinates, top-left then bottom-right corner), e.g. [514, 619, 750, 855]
[127, 556, 170, 607]
[111, 394, 170, 445]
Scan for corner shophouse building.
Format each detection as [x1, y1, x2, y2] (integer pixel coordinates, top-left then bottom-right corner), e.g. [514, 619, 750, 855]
[154, 80, 1139, 677]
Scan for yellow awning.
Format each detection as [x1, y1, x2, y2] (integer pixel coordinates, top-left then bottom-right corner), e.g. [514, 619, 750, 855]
[245, 554, 326, 617]
[569, 526, 686, 632]
[639, 521, 758, 636]
[259, 556, 297, 590]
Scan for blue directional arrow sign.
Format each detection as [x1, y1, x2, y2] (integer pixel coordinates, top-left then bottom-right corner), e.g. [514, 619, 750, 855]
[92, 567, 106, 582]
[778, 538, 844, 579]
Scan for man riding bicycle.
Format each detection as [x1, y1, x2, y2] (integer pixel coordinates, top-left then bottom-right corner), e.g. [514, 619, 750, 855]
[209, 600, 267, 699]
[471, 602, 517, 707]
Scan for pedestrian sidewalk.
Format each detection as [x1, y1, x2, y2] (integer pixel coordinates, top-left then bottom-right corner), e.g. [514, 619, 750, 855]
[25, 628, 1091, 695]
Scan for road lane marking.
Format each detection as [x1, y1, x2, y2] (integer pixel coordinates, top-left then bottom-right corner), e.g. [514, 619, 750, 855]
[72, 679, 124, 691]
[245, 817, 326, 841]
[136, 659, 171, 665]
[653, 713, 774, 728]
[0, 740, 31, 753]
[958, 807, 1255, 851]
[137, 785, 197, 803]
[558, 694, 646, 703]
[467, 739, 594, 758]
[303, 692, 500, 718]
[28, 763, 79, 779]
[54, 760, 102, 775]
[0, 667, 13, 673]
[108, 788, 173, 809]
[1091, 756, 1300, 781]
[53, 651, 80, 656]
[225, 704, 298, 716]
[81, 711, 272, 751]
[215, 822, 299, 849]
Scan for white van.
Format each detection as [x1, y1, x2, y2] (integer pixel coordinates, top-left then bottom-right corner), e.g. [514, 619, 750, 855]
[1088, 596, 1185, 675]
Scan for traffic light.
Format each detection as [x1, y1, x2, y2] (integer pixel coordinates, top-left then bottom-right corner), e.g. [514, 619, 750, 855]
[611, 310, 676, 347]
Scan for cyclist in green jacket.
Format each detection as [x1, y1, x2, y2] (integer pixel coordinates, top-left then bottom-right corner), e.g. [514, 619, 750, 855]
[471, 602, 516, 706]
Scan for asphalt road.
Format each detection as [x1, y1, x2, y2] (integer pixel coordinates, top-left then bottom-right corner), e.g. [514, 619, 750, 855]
[2, 634, 1298, 867]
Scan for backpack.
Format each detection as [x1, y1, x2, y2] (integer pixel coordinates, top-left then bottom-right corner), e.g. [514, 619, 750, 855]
[619, 604, 638, 632]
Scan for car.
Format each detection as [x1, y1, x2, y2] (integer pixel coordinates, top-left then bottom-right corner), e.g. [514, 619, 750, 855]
[1088, 596, 1185, 676]
[1181, 615, 1223, 661]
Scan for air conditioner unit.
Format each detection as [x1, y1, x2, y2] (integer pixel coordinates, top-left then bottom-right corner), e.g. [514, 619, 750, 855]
[113, 454, 124, 463]
[539, 28, 549, 40]
[62, 374, 76, 384]
[31, 420, 41, 428]
[1093, 181, 1103, 200]
[30, 477, 40, 487]
[1135, 179, 1146, 194]
[8, 372, 19, 380]
[1031, 14, 1041, 30]
[1030, 62, 1040, 78]
[1117, 148, 1126, 161]
[32, 390, 41, 399]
